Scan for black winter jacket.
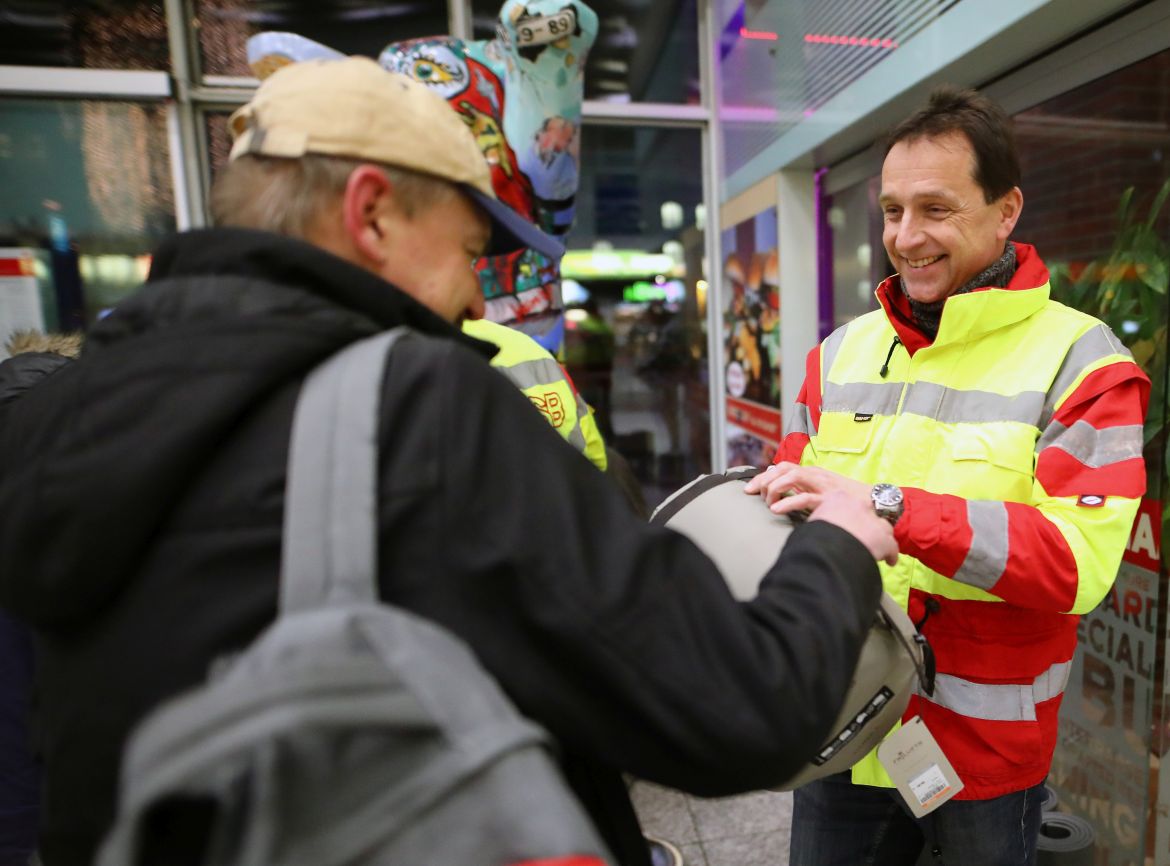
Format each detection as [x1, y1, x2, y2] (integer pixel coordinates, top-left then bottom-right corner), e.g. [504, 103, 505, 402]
[0, 229, 882, 866]
[0, 349, 73, 865]
[0, 350, 74, 408]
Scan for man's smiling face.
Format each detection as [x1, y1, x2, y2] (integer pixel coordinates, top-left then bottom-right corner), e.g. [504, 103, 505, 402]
[880, 131, 1022, 304]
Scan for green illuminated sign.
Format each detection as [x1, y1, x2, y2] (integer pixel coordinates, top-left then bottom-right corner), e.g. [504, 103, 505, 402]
[561, 250, 675, 279]
[623, 281, 667, 302]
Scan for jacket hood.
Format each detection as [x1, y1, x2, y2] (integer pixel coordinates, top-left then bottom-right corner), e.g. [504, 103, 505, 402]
[0, 353, 74, 408]
[5, 330, 83, 358]
[0, 228, 488, 630]
[0, 330, 83, 407]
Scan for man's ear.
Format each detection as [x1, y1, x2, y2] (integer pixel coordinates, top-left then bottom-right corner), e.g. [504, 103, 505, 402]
[996, 186, 1024, 241]
[341, 164, 397, 265]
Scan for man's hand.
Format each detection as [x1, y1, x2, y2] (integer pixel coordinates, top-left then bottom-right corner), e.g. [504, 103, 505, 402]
[744, 462, 871, 512]
[744, 463, 897, 565]
[807, 490, 898, 566]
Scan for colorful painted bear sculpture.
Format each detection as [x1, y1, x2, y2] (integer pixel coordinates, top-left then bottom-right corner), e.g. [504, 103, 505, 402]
[247, 1, 598, 350]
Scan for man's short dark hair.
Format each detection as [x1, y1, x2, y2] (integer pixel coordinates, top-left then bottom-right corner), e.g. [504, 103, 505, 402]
[884, 85, 1020, 203]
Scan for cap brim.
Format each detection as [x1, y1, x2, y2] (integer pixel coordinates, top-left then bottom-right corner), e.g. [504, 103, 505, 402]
[464, 186, 565, 261]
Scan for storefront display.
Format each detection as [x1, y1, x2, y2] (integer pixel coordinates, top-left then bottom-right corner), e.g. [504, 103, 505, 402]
[721, 205, 781, 468]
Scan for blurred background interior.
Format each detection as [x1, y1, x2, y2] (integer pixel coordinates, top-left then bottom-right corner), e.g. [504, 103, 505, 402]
[1, 4, 1170, 861]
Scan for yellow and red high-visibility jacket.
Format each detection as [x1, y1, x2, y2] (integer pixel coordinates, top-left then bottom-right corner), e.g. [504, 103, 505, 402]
[777, 242, 1149, 798]
[464, 319, 607, 471]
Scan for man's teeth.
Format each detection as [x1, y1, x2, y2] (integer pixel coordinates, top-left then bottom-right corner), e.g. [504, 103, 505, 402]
[907, 255, 943, 268]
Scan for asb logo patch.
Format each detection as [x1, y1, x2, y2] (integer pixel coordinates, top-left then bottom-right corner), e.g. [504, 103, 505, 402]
[528, 391, 566, 427]
[1077, 494, 1107, 508]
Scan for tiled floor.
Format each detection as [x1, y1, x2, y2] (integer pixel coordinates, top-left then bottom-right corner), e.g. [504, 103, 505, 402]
[630, 780, 794, 866]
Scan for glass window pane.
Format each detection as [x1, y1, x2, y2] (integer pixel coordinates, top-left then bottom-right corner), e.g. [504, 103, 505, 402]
[564, 125, 708, 507]
[195, 1, 450, 78]
[828, 175, 882, 329]
[205, 110, 232, 191]
[0, 0, 169, 69]
[470, 0, 699, 103]
[1013, 48, 1170, 866]
[0, 98, 175, 333]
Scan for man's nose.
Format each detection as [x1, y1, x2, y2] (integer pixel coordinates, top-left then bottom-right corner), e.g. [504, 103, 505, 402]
[895, 212, 925, 252]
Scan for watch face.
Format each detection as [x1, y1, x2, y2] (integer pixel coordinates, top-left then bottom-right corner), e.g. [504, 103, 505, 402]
[873, 483, 903, 508]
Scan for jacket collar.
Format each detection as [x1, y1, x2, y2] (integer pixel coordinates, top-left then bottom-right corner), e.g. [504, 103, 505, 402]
[875, 242, 1050, 354]
[143, 227, 490, 355]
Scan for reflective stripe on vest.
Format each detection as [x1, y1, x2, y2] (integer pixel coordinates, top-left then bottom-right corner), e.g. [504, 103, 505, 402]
[918, 659, 1072, 722]
[504, 358, 596, 455]
[815, 299, 1136, 608]
[506, 356, 574, 393]
[510, 363, 592, 457]
[820, 325, 849, 383]
[1035, 420, 1143, 466]
[786, 401, 813, 438]
[954, 500, 1009, 591]
[463, 319, 606, 470]
[822, 381, 902, 416]
[1041, 324, 1130, 429]
[900, 382, 1045, 425]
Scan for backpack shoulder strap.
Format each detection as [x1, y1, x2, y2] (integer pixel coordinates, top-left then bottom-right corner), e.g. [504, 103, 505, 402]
[280, 328, 410, 615]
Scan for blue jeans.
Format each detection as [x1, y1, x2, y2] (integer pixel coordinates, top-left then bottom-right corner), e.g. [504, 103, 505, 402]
[789, 773, 1044, 866]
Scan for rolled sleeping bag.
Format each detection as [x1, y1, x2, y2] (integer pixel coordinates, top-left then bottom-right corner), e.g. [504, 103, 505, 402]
[650, 466, 934, 791]
[1037, 812, 1094, 866]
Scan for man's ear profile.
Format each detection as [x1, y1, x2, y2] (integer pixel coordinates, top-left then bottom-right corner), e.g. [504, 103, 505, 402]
[342, 165, 399, 266]
[997, 186, 1024, 240]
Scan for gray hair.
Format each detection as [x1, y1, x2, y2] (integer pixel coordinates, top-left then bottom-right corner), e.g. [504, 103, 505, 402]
[209, 153, 458, 238]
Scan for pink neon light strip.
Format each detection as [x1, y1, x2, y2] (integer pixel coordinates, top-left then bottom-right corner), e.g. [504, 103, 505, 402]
[803, 34, 897, 48]
[739, 27, 779, 41]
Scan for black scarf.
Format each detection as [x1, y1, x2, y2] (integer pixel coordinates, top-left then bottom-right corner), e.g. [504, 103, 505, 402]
[904, 243, 1017, 340]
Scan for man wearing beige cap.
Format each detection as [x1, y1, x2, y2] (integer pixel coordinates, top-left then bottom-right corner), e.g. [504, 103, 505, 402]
[0, 57, 896, 866]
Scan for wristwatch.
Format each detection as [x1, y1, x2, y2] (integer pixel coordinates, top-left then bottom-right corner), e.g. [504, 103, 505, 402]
[871, 483, 904, 525]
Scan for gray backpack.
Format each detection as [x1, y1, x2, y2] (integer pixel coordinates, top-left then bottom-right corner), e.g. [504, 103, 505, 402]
[97, 329, 614, 866]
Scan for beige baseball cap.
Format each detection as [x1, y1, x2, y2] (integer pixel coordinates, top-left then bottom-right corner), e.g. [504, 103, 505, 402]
[227, 56, 563, 260]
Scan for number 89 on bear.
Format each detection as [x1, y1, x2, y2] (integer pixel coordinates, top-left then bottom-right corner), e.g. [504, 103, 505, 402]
[515, 9, 578, 47]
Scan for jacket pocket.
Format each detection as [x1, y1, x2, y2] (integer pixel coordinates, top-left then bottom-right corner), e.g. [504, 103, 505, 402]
[815, 411, 875, 455]
[945, 428, 1034, 500]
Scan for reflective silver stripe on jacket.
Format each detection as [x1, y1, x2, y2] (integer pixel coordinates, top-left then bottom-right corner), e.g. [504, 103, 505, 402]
[824, 323, 1134, 430]
[1035, 420, 1143, 467]
[919, 660, 1072, 722]
[504, 357, 570, 391]
[786, 401, 813, 438]
[821, 379, 1051, 425]
[1041, 325, 1132, 429]
[953, 500, 1009, 591]
[566, 391, 589, 451]
[820, 326, 849, 385]
[821, 381, 903, 416]
[901, 382, 1046, 426]
[496, 356, 586, 448]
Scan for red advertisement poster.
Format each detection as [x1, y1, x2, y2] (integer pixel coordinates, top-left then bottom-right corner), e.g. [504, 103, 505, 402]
[721, 208, 780, 468]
